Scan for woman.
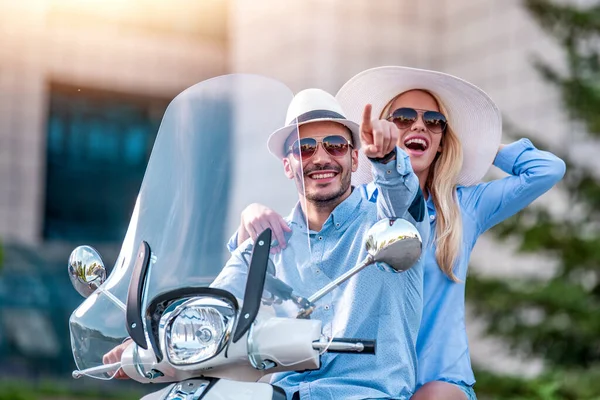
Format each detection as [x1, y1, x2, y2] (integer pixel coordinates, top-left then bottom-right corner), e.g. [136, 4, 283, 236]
[336, 66, 565, 400]
[233, 66, 566, 399]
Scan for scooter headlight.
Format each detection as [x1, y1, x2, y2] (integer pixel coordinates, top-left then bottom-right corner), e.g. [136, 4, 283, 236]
[159, 297, 236, 366]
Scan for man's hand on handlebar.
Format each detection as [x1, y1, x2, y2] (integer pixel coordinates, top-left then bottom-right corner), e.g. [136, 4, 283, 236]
[102, 338, 132, 379]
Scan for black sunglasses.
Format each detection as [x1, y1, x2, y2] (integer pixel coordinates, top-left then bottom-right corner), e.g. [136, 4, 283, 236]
[386, 107, 447, 133]
[287, 135, 353, 161]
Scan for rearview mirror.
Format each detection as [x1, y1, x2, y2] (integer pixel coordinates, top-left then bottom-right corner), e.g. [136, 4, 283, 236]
[68, 246, 106, 298]
[365, 218, 422, 272]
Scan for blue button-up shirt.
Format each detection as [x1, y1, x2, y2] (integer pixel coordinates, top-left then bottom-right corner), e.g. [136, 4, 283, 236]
[215, 147, 430, 399]
[364, 139, 566, 389]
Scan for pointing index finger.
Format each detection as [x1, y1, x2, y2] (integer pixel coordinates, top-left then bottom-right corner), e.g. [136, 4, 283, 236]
[361, 104, 373, 134]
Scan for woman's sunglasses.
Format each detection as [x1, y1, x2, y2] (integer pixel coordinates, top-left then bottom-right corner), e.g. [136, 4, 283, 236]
[386, 107, 447, 134]
[287, 135, 353, 161]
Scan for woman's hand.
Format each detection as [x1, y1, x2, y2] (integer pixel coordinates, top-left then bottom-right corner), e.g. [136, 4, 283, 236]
[238, 203, 290, 253]
[360, 104, 399, 159]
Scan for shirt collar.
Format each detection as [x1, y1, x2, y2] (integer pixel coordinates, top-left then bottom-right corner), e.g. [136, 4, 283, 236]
[289, 201, 306, 229]
[368, 181, 435, 214]
[426, 194, 435, 213]
[288, 187, 363, 232]
[364, 182, 378, 202]
[328, 187, 362, 229]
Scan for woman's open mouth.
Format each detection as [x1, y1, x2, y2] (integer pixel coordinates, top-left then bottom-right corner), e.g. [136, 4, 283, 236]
[403, 136, 429, 156]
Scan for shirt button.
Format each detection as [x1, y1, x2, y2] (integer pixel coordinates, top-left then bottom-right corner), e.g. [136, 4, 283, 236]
[335, 223, 340, 228]
[386, 170, 392, 174]
[315, 269, 321, 274]
[318, 236, 323, 240]
[324, 305, 330, 311]
[430, 215, 436, 221]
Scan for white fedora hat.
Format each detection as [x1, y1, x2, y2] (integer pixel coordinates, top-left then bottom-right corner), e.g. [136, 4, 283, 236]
[267, 88, 361, 159]
[336, 66, 502, 187]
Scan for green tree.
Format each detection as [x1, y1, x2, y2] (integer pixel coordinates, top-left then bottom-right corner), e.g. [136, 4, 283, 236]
[467, 1, 600, 399]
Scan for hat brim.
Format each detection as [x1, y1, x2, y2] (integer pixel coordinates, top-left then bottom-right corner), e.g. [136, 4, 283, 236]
[336, 66, 502, 186]
[267, 118, 361, 159]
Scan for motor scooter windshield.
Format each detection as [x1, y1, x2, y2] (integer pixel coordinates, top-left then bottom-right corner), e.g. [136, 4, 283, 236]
[68, 74, 351, 379]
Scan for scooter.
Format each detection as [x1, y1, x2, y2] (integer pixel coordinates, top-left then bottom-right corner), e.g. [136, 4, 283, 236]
[66, 74, 422, 400]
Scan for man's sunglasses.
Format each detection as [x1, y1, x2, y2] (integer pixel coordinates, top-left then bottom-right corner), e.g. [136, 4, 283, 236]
[386, 107, 447, 133]
[287, 135, 353, 161]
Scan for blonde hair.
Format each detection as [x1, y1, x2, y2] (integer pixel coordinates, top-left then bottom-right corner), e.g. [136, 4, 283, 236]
[381, 90, 464, 282]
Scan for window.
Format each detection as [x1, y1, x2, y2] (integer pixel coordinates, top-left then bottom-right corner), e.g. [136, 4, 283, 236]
[44, 83, 169, 242]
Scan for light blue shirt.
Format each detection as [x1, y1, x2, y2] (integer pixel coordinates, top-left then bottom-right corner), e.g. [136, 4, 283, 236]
[216, 147, 430, 399]
[364, 138, 566, 388]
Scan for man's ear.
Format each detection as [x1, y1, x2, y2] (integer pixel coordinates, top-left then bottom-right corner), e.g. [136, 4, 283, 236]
[283, 157, 295, 179]
[351, 149, 359, 172]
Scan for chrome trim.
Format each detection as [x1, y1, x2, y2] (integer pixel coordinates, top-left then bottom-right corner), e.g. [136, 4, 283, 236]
[164, 379, 211, 400]
[312, 340, 364, 352]
[67, 245, 106, 298]
[247, 322, 277, 371]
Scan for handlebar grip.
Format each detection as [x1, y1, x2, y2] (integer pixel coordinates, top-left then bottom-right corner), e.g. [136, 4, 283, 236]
[329, 338, 376, 355]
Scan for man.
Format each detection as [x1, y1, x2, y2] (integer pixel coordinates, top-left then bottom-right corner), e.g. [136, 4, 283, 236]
[212, 88, 429, 399]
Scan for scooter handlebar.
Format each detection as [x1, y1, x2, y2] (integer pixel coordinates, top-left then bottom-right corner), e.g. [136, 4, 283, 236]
[312, 338, 376, 355]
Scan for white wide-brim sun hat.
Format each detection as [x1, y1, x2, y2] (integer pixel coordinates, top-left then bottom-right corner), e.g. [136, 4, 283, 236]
[267, 88, 361, 159]
[336, 66, 502, 187]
